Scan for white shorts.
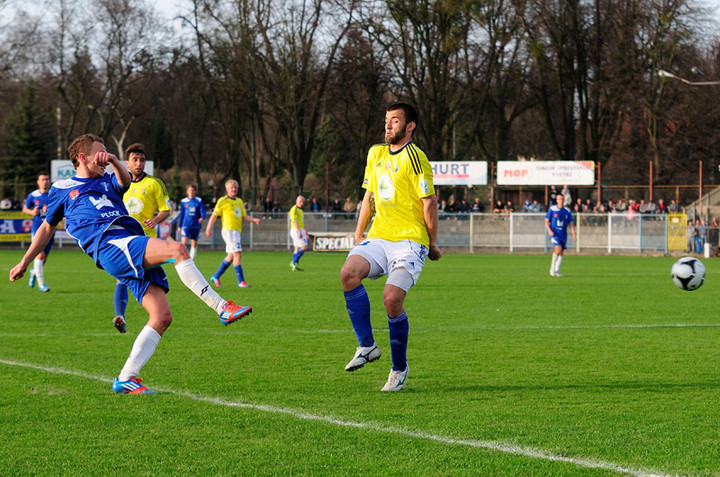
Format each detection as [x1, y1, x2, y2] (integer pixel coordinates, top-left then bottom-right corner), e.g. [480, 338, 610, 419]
[347, 238, 428, 288]
[221, 228, 243, 253]
[290, 228, 308, 248]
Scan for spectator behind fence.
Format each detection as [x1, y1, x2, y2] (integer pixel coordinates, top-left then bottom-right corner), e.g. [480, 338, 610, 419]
[656, 199, 667, 214]
[522, 199, 533, 213]
[668, 199, 679, 213]
[311, 196, 321, 212]
[0, 197, 11, 209]
[344, 197, 355, 218]
[549, 185, 558, 205]
[331, 198, 342, 217]
[561, 185, 572, 205]
[472, 198, 483, 213]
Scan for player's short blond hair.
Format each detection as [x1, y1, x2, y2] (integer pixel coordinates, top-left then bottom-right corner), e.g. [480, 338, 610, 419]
[225, 179, 239, 188]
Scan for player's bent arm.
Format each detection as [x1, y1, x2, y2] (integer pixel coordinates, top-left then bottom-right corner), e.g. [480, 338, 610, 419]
[22, 204, 38, 216]
[422, 195, 443, 261]
[150, 209, 171, 228]
[108, 154, 131, 187]
[354, 190, 374, 244]
[545, 219, 554, 236]
[9, 221, 57, 281]
[205, 214, 218, 237]
[243, 215, 260, 225]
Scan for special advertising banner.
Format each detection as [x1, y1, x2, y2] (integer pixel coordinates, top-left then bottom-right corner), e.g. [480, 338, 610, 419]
[0, 211, 32, 241]
[497, 161, 595, 185]
[311, 232, 355, 252]
[430, 161, 488, 186]
[52, 160, 155, 182]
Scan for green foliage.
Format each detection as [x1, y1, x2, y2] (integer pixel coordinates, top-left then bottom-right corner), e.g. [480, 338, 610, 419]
[1, 250, 720, 475]
[1, 80, 55, 191]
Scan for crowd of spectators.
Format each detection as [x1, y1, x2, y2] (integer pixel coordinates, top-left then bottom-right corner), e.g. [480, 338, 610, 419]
[0, 197, 22, 210]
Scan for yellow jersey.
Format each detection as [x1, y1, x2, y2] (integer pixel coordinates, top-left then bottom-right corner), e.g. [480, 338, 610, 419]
[363, 142, 435, 246]
[289, 205, 304, 229]
[212, 196, 247, 232]
[123, 173, 171, 238]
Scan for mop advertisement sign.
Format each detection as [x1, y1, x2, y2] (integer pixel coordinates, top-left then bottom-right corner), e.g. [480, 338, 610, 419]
[497, 161, 595, 185]
[51, 160, 155, 182]
[430, 161, 488, 185]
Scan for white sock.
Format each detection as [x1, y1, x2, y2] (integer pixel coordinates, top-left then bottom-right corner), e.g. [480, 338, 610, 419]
[550, 254, 558, 272]
[189, 246, 197, 260]
[33, 258, 45, 286]
[174, 259, 225, 314]
[555, 255, 563, 273]
[118, 326, 161, 381]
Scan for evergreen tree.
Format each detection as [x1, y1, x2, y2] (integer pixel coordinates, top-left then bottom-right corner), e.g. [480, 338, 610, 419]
[1, 80, 55, 193]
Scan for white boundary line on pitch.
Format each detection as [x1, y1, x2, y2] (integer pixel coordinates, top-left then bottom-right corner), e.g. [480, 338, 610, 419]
[0, 358, 671, 477]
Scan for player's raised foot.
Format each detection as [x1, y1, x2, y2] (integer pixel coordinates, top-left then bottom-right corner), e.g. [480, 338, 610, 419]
[28, 271, 36, 288]
[210, 275, 221, 287]
[113, 315, 127, 333]
[554, 272, 563, 277]
[112, 377, 156, 394]
[290, 262, 303, 272]
[238, 281, 250, 288]
[381, 364, 409, 392]
[219, 300, 252, 325]
[38, 284, 50, 292]
[345, 343, 381, 372]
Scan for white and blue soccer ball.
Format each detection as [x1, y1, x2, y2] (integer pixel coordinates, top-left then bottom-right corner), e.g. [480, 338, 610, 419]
[671, 257, 706, 291]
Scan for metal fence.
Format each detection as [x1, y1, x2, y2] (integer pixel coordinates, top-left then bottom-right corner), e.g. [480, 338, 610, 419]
[41, 211, 704, 255]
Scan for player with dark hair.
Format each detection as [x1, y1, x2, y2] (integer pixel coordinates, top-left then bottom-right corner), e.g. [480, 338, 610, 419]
[112, 142, 172, 333]
[177, 184, 206, 260]
[340, 102, 443, 391]
[545, 193, 576, 277]
[23, 173, 54, 293]
[9, 134, 252, 395]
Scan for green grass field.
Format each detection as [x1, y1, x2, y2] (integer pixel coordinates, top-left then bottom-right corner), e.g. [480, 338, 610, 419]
[1, 248, 720, 476]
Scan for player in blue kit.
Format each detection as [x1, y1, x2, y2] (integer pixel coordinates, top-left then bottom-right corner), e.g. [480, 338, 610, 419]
[545, 194, 576, 277]
[177, 184, 206, 260]
[9, 134, 252, 395]
[23, 173, 54, 292]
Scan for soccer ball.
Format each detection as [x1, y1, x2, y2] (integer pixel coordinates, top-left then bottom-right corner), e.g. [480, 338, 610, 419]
[671, 257, 706, 291]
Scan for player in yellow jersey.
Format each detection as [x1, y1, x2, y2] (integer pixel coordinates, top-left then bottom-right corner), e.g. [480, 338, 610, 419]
[112, 143, 172, 333]
[340, 103, 443, 392]
[205, 179, 260, 288]
[289, 195, 308, 271]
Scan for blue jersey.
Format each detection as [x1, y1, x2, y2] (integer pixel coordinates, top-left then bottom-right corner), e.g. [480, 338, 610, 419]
[177, 197, 206, 229]
[545, 205, 574, 242]
[25, 189, 50, 233]
[46, 173, 143, 264]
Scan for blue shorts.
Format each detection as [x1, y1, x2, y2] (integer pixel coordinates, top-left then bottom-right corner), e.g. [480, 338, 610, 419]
[97, 229, 169, 304]
[181, 226, 201, 241]
[32, 229, 55, 256]
[551, 235, 567, 250]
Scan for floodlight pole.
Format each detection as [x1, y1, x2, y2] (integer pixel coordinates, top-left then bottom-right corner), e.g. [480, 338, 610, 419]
[658, 69, 720, 86]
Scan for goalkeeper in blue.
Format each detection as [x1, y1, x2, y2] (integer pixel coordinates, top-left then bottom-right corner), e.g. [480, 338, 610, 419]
[9, 134, 252, 395]
[340, 103, 443, 392]
[544, 193, 576, 277]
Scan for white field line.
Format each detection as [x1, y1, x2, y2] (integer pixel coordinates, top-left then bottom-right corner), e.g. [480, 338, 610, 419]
[0, 358, 672, 477]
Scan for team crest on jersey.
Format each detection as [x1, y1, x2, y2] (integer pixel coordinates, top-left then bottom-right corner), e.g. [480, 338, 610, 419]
[234, 207, 243, 218]
[69, 189, 79, 200]
[378, 174, 395, 201]
[125, 196, 144, 215]
[419, 179, 429, 195]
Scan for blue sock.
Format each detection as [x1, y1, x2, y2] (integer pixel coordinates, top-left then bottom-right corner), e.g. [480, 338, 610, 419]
[214, 260, 231, 278]
[234, 265, 245, 283]
[295, 249, 304, 264]
[388, 312, 409, 371]
[114, 283, 128, 317]
[344, 285, 373, 347]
